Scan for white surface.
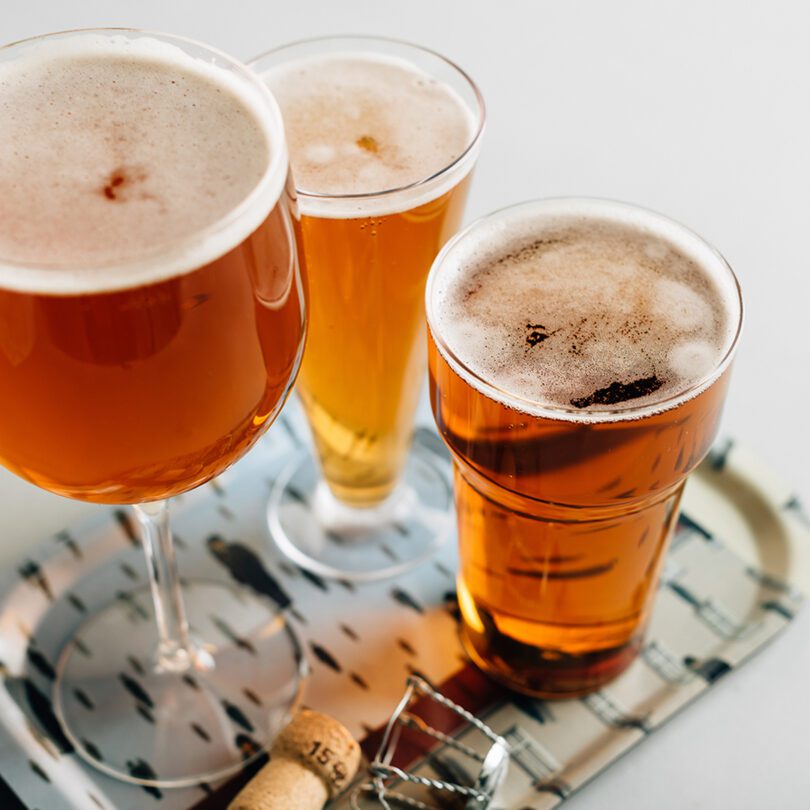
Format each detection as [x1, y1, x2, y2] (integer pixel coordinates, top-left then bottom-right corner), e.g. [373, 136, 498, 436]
[0, 2, 808, 807]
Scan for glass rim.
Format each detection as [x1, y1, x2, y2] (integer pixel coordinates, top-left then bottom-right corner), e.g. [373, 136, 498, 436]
[425, 196, 745, 424]
[0, 27, 289, 283]
[248, 33, 487, 203]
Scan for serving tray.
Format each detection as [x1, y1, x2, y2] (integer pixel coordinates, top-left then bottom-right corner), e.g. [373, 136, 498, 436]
[0, 416, 806, 810]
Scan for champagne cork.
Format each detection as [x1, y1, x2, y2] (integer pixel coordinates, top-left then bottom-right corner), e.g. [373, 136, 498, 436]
[229, 709, 361, 810]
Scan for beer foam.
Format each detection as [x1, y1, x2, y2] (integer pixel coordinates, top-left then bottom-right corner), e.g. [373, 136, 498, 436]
[261, 52, 480, 218]
[428, 199, 742, 423]
[0, 32, 287, 294]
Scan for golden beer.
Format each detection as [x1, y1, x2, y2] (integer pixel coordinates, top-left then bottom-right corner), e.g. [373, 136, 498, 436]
[293, 177, 472, 504]
[260, 42, 483, 507]
[0, 33, 305, 505]
[427, 199, 743, 696]
[0, 198, 305, 503]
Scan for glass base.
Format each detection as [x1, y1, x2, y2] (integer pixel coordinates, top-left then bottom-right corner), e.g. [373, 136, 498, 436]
[268, 444, 453, 582]
[53, 580, 306, 788]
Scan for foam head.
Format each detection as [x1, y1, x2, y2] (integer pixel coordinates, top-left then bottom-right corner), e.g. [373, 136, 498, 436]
[427, 199, 742, 422]
[0, 31, 287, 294]
[261, 50, 478, 217]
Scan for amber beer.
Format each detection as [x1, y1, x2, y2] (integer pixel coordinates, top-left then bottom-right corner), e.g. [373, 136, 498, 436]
[0, 34, 305, 504]
[427, 199, 743, 696]
[262, 45, 482, 506]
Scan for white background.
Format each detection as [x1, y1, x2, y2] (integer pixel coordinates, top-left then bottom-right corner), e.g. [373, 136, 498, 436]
[0, 1, 808, 807]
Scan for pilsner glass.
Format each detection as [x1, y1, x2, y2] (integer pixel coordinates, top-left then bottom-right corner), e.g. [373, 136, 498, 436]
[250, 37, 485, 580]
[0, 30, 306, 785]
[426, 198, 743, 697]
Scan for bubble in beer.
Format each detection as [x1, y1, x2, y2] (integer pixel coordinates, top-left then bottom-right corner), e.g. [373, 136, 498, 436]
[651, 277, 713, 331]
[430, 202, 739, 420]
[668, 341, 716, 379]
[305, 144, 337, 165]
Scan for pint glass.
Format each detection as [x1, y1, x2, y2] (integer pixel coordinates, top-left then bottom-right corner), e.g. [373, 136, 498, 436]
[426, 198, 743, 697]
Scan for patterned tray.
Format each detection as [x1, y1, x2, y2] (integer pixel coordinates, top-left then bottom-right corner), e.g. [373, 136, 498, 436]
[0, 414, 807, 810]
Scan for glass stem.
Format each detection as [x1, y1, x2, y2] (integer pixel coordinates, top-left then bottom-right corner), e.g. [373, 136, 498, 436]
[134, 500, 195, 673]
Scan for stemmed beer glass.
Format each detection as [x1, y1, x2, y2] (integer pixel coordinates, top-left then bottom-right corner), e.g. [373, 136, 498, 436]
[251, 36, 485, 581]
[0, 29, 306, 786]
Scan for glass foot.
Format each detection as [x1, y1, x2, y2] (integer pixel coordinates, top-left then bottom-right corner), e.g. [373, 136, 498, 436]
[54, 580, 306, 787]
[268, 443, 453, 582]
